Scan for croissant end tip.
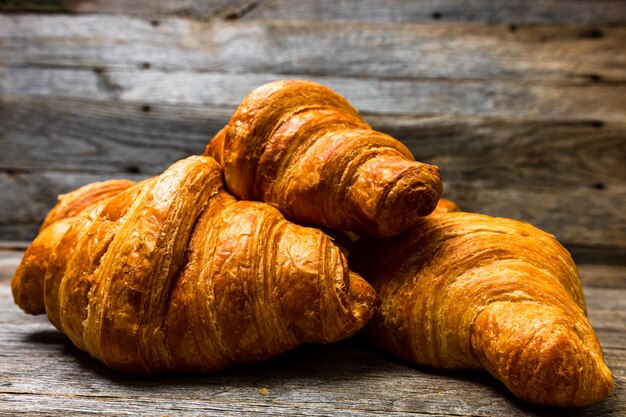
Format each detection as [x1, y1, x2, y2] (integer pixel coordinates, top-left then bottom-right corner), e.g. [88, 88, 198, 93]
[348, 271, 380, 330]
[471, 301, 614, 407]
[374, 162, 443, 237]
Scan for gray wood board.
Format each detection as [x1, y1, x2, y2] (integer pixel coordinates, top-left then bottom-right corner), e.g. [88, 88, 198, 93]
[0, 170, 148, 241]
[0, 98, 227, 175]
[0, 0, 249, 18]
[2, 13, 626, 250]
[0, 251, 624, 416]
[1, 94, 625, 248]
[244, 0, 626, 25]
[2, 168, 625, 252]
[2, 15, 625, 83]
[3, 98, 624, 186]
[3, 68, 625, 121]
[2, 0, 626, 24]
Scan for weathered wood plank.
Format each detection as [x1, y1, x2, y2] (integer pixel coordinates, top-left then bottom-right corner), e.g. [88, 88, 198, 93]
[589, 310, 626, 350]
[2, 15, 625, 83]
[585, 288, 626, 311]
[0, 250, 22, 283]
[2, 78, 625, 247]
[1, 14, 625, 254]
[1, 265, 625, 416]
[1, 98, 625, 247]
[2, 97, 625, 250]
[579, 264, 626, 288]
[246, 0, 626, 24]
[568, 246, 626, 267]
[0, 97, 227, 174]
[442, 180, 626, 250]
[0, 171, 148, 241]
[0, 314, 624, 417]
[2, 0, 626, 24]
[3, 97, 624, 188]
[3, 67, 625, 121]
[368, 115, 626, 188]
[1, 167, 625, 249]
[0, 0, 250, 18]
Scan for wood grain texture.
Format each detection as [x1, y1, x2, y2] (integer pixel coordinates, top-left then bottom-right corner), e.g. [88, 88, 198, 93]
[2, 15, 625, 83]
[245, 0, 626, 24]
[3, 97, 624, 185]
[0, 0, 251, 18]
[2, 94, 625, 249]
[443, 181, 626, 250]
[1, 1, 624, 412]
[1, 9, 625, 254]
[366, 115, 626, 188]
[0, 97, 227, 174]
[2, 0, 626, 24]
[3, 67, 625, 121]
[2, 168, 625, 251]
[0, 251, 624, 416]
[0, 171, 148, 241]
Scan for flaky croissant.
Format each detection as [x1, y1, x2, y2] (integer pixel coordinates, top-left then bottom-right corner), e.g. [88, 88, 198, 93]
[205, 80, 442, 237]
[351, 211, 614, 407]
[40, 179, 136, 231]
[12, 156, 378, 374]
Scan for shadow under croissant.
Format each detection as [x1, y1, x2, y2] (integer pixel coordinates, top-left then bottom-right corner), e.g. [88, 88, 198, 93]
[24, 329, 385, 383]
[24, 329, 620, 415]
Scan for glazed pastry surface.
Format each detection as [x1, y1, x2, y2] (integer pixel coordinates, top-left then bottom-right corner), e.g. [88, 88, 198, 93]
[351, 212, 614, 407]
[12, 156, 378, 374]
[205, 80, 442, 237]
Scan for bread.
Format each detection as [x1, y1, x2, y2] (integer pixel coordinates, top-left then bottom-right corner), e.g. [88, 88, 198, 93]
[432, 197, 461, 214]
[205, 80, 442, 237]
[12, 156, 378, 374]
[11, 78, 613, 406]
[39, 179, 136, 231]
[351, 211, 614, 406]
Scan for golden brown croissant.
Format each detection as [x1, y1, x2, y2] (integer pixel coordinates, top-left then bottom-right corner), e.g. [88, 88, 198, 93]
[321, 197, 461, 256]
[12, 156, 378, 374]
[40, 179, 136, 231]
[205, 80, 442, 237]
[351, 212, 614, 407]
[432, 197, 461, 214]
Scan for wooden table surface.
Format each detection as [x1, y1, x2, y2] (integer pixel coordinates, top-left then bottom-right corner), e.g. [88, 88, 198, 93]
[2, 1, 626, 415]
[0, 249, 624, 416]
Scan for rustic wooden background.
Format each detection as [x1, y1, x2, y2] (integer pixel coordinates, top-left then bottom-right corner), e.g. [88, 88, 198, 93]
[1, 1, 625, 416]
[1, 0, 626, 264]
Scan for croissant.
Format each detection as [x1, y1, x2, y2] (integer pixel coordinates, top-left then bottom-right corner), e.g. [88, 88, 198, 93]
[205, 80, 442, 237]
[351, 211, 614, 407]
[12, 156, 378, 374]
[432, 197, 461, 214]
[40, 179, 136, 231]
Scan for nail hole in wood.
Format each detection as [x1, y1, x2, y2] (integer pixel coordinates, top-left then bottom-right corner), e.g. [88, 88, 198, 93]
[150, 19, 160, 27]
[4, 169, 20, 178]
[509, 24, 517, 33]
[141, 62, 151, 69]
[581, 28, 604, 39]
[93, 66, 105, 74]
[141, 104, 152, 113]
[126, 166, 141, 174]
[591, 121, 605, 128]
[588, 73, 602, 82]
[591, 182, 606, 190]
[432, 12, 441, 20]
